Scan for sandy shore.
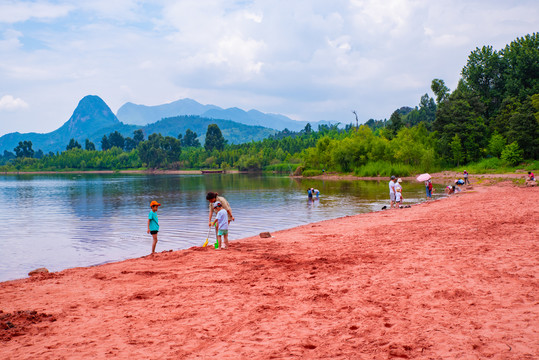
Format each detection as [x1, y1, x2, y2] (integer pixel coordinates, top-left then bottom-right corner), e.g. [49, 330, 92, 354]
[1, 182, 538, 359]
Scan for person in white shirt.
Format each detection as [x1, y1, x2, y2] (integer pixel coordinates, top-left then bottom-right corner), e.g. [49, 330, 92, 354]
[389, 175, 396, 208]
[211, 202, 229, 250]
[395, 178, 403, 207]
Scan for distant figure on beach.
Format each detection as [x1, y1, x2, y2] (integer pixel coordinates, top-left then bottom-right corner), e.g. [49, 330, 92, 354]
[206, 192, 234, 238]
[528, 171, 535, 181]
[308, 188, 313, 199]
[445, 185, 461, 195]
[455, 179, 465, 185]
[395, 178, 403, 207]
[425, 179, 433, 200]
[389, 175, 397, 208]
[147, 200, 161, 254]
[211, 202, 229, 250]
[463, 170, 470, 185]
[314, 189, 320, 198]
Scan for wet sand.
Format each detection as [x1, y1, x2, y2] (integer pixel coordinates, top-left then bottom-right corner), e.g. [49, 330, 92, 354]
[1, 182, 538, 359]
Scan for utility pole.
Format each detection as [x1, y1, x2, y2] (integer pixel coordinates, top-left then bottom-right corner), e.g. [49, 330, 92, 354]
[352, 110, 359, 131]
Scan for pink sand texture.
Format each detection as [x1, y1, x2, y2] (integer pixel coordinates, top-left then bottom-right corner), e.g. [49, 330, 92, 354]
[1, 183, 538, 359]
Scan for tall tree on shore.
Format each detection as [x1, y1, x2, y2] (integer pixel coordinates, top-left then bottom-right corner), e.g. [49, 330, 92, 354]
[14, 140, 34, 158]
[66, 138, 82, 150]
[85, 139, 96, 151]
[108, 131, 125, 150]
[204, 124, 226, 152]
[180, 129, 201, 147]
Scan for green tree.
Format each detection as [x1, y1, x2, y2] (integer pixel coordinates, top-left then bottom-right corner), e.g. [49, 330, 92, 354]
[133, 129, 144, 143]
[125, 129, 144, 151]
[387, 110, 404, 136]
[204, 124, 226, 152]
[85, 139, 96, 151]
[433, 80, 488, 162]
[137, 133, 182, 168]
[431, 78, 450, 104]
[461, 45, 504, 118]
[14, 140, 34, 158]
[181, 129, 201, 147]
[66, 138, 82, 151]
[501, 33, 539, 100]
[101, 135, 110, 151]
[487, 133, 506, 158]
[505, 99, 539, 159]
[108, 131, 125, 150]
[450, 134, 464, 166]
[501, 141, 523, 165]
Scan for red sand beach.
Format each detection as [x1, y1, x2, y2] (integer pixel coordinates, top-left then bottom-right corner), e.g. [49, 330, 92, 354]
[1, 182, 538, 359]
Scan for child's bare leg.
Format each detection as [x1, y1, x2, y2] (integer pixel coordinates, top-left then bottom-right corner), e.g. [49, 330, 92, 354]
[223, 233, 229, 248]
[151, 234, 158, 253]
[217, 235, 222, 249]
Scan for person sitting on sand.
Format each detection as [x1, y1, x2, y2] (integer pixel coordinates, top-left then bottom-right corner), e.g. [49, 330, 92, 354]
[528, 171, 535, 181]
[211, 202, 229, 250]
[147, 200, 161, 254]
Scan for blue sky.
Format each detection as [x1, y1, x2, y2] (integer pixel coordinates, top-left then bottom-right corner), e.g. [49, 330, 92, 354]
[0, 0, 537, 136]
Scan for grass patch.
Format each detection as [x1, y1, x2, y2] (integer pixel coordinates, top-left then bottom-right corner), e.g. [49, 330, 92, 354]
[454, 158, 539, 175]
[302, 169, 324, 177]
[353, 161, 414, 177]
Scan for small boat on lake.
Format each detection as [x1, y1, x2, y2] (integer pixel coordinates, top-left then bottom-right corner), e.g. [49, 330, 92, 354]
[201, 170, 225, 174]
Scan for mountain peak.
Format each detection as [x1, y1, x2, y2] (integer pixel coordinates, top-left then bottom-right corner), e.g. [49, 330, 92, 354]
[60, 95, 120, 138]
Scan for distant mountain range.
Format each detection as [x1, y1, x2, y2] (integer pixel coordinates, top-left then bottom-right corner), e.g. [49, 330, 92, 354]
[0, 96, 278, 153]
[116, 98, 331, 131]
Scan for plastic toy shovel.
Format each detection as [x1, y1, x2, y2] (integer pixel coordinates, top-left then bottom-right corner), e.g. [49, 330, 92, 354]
[202, 227, 211, 247]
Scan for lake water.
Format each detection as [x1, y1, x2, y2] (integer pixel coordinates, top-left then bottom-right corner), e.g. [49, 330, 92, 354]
[0, 173, 441, 282]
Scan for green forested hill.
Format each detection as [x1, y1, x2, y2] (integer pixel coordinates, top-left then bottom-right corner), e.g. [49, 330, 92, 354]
[142, 116, 276, 145]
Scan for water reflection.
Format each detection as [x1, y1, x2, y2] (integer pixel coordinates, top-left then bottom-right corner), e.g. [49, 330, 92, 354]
[0, 173, 442, 281]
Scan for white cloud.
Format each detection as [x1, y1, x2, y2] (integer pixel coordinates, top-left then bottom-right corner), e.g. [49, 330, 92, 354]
[0, 1, 73, 23]
[0, 95, 29, 111]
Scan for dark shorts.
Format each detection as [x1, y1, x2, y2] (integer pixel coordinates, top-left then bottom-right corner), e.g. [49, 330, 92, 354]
[150, 230, 158, 235]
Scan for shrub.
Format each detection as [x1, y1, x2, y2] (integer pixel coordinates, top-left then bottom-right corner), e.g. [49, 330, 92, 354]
[354, 161, 413, 177]
[501, 141, 523, 166]
[302, 169, 323, 177]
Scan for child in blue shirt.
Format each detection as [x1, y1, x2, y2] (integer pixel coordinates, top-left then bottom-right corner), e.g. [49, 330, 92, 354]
[211, 202, 229, 250]
[147, 200, 161, 254]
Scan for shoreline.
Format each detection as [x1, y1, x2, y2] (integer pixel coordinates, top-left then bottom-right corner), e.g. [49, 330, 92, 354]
[1, 182, 537, 358]
[3, 169, 530, 184]
[1, 169, 241, 175]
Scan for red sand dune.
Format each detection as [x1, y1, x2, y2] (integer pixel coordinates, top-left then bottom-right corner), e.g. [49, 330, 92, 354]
[1, 183, 538, 359]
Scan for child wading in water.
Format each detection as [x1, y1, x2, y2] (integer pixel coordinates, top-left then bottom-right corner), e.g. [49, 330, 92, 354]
[211, 202, 229, 250]
[147, 200, 161, 254]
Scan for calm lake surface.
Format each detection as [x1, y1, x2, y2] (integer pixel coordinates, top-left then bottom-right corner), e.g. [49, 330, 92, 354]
[0, 173, 442, 282]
